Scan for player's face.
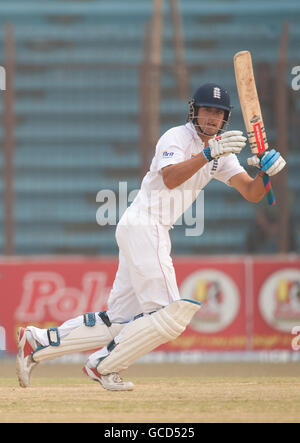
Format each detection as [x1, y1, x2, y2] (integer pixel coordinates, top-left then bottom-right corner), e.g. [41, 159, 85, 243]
[196, 107, 225, 136]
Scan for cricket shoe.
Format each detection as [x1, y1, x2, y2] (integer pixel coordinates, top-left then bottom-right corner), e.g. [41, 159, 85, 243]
[16, 327, 39, 388]
[83, 362, 134, 391]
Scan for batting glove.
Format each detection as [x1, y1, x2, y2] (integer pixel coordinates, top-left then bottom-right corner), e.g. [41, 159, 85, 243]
[247, 149, 286, 176]
[202, 130, 247, 162]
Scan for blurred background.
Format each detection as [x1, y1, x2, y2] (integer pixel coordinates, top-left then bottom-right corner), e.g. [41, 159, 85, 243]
[0, 0, 299, 256]
[0, 0, 300, 359]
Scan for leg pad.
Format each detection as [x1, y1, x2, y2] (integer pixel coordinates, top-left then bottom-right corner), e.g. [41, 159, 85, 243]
[32, 321, 124, 363]
[97, 299, 201, 375]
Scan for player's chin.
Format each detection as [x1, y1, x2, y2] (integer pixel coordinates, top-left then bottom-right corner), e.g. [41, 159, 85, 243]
[203, 125, 219, 136]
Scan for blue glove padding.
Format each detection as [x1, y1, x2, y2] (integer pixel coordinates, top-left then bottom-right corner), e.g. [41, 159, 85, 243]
[202, 147, 213, 162]
[260, 149, 280, 173]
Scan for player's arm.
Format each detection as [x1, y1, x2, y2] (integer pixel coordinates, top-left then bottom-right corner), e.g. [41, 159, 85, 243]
[162, 153, 208, 189]
[162, 130, 246, 190]
[230, 149, 286, 202]
[229, 172, 265, 203]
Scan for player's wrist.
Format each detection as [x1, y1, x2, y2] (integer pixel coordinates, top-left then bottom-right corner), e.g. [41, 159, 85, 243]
[202, 147, 213, 162]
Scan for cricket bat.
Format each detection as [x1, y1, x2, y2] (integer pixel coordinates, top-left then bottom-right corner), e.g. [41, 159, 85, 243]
[234, 50, 275, 206]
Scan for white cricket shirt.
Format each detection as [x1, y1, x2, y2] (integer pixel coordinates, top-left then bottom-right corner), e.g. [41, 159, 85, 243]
[129, 122, 245, 227]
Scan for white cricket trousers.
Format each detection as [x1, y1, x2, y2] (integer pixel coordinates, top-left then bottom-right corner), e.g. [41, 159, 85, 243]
[106, 207, 181, 321]
[86, 207, 182, 367]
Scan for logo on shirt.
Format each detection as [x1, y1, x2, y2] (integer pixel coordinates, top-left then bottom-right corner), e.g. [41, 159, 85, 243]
[191, 153, 197, 158]
[163, 151, 174, 158]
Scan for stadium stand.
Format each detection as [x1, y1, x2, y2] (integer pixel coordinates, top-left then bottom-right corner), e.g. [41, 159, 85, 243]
[0, 0, 299, 255]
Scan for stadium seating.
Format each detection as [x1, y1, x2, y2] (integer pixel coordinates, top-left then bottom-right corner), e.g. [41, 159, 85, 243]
[0, 0, 299, 255]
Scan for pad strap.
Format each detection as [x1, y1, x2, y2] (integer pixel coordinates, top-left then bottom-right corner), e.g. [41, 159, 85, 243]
[47, 327, 60, 346]
[98, 311, 112, 327]
[83, 312, 96, 327]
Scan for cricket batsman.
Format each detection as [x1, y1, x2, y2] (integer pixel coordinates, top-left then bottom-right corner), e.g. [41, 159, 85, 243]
[16, 83, 286, 391]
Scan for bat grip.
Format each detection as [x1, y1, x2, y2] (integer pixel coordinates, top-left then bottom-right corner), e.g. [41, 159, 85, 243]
[257, 152, 275, 205]
[260, 171, 276, 206]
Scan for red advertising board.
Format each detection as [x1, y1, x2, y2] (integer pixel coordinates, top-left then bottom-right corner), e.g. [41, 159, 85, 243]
[162, 258, 248, 352]
[0, 258, 118, 354]
[252, 258, 300, 350]
[1, 256, 299, 355]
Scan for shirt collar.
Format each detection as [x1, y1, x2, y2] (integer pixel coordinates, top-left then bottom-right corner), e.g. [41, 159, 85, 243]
[185, 122, 205, 146]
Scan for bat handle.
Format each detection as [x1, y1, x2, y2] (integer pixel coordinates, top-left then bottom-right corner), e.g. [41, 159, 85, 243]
[261, 173, 276, 206]
[257, 152, 276, 205]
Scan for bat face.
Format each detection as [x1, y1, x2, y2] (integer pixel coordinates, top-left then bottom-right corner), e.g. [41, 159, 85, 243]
[234, 50, 275, 206]
[234, 50, 268, 156]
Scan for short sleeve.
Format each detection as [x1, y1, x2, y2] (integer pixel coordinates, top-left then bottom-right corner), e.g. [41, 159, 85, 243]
[157, 146, 186, 171]
[153, 127, 187, 172]
[213, 154, 246, 186]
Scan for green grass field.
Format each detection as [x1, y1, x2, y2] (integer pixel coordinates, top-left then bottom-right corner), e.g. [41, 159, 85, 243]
[1, 360, 300, 423]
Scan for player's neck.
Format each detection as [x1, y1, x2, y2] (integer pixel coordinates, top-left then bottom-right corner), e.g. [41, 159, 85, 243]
[198, 133, 214, 147]
[194, 125, 216, 146]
